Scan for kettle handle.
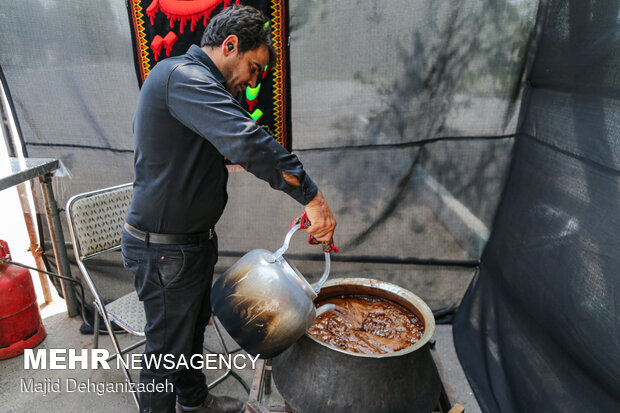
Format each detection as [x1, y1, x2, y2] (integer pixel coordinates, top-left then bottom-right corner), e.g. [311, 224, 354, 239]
[273, 212, 339, 259]
[289, 212, 336, 294]
[292, 212, 339, 253]
[271, 213, 335, 294]
[272, 222, 303, 259]
[313, 251, 330, 294]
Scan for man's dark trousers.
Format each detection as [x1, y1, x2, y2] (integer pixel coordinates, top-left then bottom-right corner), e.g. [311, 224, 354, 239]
[121, 228, 218, 413]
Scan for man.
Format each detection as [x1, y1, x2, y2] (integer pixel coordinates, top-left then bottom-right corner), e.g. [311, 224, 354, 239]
[121, 5, 336, 413]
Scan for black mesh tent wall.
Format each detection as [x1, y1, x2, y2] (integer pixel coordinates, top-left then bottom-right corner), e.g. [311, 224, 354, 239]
[213, 0, 535, 316]
[0, 1, 137, 192]
[0, 0, 537, 314]
[0, 1, 139, 308]
[1, 0, 618, 411]
[453, 1, 620, 412]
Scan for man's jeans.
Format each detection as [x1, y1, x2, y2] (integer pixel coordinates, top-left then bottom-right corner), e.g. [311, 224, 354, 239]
[121, 228, 218, 413]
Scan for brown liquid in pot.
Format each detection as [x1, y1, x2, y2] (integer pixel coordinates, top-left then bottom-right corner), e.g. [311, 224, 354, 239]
[308, 294, 425, 354]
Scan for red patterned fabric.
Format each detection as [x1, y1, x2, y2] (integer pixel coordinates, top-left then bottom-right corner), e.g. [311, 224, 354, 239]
[126, 0, 292, 150]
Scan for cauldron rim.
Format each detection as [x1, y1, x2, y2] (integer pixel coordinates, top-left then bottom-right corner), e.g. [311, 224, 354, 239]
[307, 277, 435, 359]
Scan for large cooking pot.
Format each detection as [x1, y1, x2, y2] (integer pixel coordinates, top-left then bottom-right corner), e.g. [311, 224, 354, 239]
[272, 278, 441, 413]
[211, 213, 337, 359]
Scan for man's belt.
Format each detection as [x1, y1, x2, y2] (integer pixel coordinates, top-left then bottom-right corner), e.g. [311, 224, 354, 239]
[124, 223, 213, 245]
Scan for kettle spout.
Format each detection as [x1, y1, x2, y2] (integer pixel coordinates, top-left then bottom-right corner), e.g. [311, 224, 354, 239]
[315, 303, 336, 318]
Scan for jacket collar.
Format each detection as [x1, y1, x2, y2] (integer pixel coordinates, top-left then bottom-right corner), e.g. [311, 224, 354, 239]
[187, 44, 227, 85]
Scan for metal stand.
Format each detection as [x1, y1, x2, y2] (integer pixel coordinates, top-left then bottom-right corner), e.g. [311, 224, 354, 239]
[16, 181, 53, 304]
[430, 342, 466, 413]
[38, 172, 78, 315]
[0, 158, 79, 316]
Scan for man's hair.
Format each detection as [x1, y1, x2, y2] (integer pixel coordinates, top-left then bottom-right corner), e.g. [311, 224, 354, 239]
[201, 5, 276, 69]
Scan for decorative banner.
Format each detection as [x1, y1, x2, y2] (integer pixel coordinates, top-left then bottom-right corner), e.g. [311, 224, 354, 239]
[126, 0, 291, 150]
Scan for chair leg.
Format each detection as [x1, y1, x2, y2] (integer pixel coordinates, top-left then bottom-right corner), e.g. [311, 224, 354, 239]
[93, 301, 100, 349]
[207, 316, 250, 394]
[99, 306, 141, 411]
[105, 339, 146, 363]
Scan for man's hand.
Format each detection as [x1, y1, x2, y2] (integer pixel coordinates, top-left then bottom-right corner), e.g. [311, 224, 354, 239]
[281, 172, 336, 242]
[304, 191, 336, 242]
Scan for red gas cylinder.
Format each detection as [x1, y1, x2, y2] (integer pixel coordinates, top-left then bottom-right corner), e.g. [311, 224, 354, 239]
[0, 240, 46, 359]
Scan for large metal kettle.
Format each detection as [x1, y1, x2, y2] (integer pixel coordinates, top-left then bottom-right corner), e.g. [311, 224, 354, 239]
[210, 213, 337, 359]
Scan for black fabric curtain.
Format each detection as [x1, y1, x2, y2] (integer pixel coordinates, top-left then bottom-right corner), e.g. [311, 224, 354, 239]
[454, 1, 620, 411]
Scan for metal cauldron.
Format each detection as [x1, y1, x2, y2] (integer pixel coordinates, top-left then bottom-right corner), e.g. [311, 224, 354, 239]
[272, 278, 441, 413]
[211, 216, 336, 359]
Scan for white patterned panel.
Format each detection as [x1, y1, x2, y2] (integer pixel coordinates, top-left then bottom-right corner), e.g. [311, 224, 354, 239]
[106, 292, 145, 335]
[70, 185, 132, 257]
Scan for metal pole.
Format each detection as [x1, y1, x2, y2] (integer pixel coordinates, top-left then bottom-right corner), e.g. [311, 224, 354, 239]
[16, 182, 53, 303]
[38, 172, 79, 316]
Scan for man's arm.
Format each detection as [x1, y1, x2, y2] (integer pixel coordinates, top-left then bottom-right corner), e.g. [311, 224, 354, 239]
[167, 65, 316, 204]
[168, 65, 336, 239]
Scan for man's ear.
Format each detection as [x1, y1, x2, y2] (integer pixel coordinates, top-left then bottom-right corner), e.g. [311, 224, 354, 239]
[222, 34, 239, 56]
